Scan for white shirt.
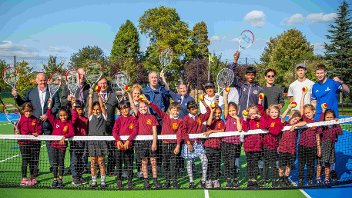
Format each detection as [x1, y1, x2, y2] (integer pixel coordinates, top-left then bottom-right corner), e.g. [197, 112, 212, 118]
[287, 78, 314, 110]
[199, 93, 224, 114]
[38, 87, 47, 113]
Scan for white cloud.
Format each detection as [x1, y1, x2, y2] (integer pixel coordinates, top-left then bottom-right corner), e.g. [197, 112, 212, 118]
[244, 10, 266, 27]
[312, 42, 325, 54]
[47, 46, 67, 53]
[307, 13, 337, 23]
[231, 37, 240, 43]
[0, 41, 39, 57]
[210, 35, 221, 42]
[282, 13, 305, 25]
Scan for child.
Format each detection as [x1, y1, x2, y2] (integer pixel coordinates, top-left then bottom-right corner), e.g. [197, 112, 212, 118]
[16, 102, 42, 186]
[112, 100, 138, 190]
[222, 90, 242, 188]
[128, 92, 161, 189]
[70, 98, 88, 186]
[316, 108, 342, 185]
[297, 90, 322, 187]
[258, 95, 283, 187]
[181, 100, 210, 189]
[242, 104, 268, 188]
[144, 98, 183, 189]
[204, 106, 225, 189]
[87, 88, 109, 189]
[47, 98, 75, 188]
[277, 105, 306, 187]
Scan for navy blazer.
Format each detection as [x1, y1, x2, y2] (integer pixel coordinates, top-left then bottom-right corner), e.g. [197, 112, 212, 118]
[15, 86, 61, 132]
[169, 90, 194, 119]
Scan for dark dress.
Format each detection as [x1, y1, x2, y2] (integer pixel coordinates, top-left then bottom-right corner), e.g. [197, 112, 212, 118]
[87, 114, 108, 156]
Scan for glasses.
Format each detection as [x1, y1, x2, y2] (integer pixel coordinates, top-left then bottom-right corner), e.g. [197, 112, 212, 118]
[266, 75, 275, 78]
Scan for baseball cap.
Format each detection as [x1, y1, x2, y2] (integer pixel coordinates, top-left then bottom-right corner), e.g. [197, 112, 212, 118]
[296, 63, 306, 70]
[204, 82, 215, 88]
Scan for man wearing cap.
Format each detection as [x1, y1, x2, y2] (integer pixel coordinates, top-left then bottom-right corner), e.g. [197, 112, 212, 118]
[287, 63, 314, 110]
[199, 82, 223, 114]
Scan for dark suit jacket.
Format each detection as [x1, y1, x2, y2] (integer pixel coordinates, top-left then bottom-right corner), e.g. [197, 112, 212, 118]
[61, 83, 90, 108]
[15, 86, 61, 132]
[169, 91, 194, 118]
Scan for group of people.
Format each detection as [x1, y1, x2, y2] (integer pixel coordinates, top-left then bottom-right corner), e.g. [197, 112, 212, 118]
[11, 52, 350, 189]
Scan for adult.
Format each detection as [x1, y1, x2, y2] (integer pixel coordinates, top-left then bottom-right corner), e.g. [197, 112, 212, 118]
[199, 82, 223, 114]
[90, 77, 119, 175]
[312, 64, 350, 120]
[287, 63, 314, 110]
[143, 71, 171, 121]
[262, 68, 284, 110]
[160, 71, 194, 118]
[12, 72, 61, 171]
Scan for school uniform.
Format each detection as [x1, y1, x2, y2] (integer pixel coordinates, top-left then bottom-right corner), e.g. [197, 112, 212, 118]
[278, 122, 297, 168]
[135, 112, 158, 160]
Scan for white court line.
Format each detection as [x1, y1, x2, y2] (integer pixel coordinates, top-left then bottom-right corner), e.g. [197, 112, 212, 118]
[288, 178, 312, 198]
[204, 189, 209, 198]
[0, 144, 45, 163]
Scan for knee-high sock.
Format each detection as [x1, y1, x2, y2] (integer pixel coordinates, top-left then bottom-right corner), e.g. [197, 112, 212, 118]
[200, 154, 208, 182]
[186, 159, 194, 182]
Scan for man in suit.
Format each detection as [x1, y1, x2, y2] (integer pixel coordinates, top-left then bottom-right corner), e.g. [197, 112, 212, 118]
[12, 72, 61, 171]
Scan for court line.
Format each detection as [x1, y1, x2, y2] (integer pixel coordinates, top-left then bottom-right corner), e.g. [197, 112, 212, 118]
[0, 144, 45, 163]
[204, 189, 209, 198]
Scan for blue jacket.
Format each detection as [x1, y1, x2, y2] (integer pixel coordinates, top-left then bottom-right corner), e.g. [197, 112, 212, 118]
[143, 84, 171, 119]
[169, 90, 195, 118]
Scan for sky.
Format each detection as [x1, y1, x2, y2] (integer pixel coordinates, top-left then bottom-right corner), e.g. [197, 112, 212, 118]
[0, 0, 344, 67]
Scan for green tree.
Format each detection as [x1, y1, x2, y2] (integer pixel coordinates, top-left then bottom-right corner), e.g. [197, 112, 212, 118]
[139, 6, 194, 86]
[258, 29, 314, 87]
[192, 21, 210, 59]
[69, 46, 108, 74]
[0, 60, 8, 91]
[325, 0, 352, 85]
[43, 55, 65, 78]
[15, 61, 36, 96]
[110, 20, 143, 83]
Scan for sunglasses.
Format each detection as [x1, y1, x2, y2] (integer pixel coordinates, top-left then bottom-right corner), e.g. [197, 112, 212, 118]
[266, 75, 275, 78]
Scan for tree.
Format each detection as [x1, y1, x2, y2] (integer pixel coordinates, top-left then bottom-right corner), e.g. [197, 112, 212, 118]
[138, 6, 194, 86]
[184, 58, 208, 89]
[325, 0, 352, 85]
[69, 46, 108, 74]
[0, 59, 8, 91]
[110, 20, 144, 84]
[258, 29, 314, 87]
[15, 61, 36, 96]
[192, 21, 210, 59]
[43, 55, 65, 78]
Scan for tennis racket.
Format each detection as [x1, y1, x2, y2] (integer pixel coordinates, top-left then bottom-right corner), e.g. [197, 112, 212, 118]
[2, 66, 19, 89]
[86, 62, 103, 87]
[48, 71, 62, 98]
[216, 68, 234, 95]
[65, 69, 79, 96]
[238, 30, 255, 52]
[111, 71, 130, 102]
[159, 48, 174, 72]
[0, 93, 20, 133]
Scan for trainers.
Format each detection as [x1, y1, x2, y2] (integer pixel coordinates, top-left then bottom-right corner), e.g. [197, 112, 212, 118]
[233, 179, 239, 188]
[331, 170, 338, 181]
[206, 180, 212, 189]
[316, 178, 322, 185]
[153, 178, 162, 189]
[284, 177, 291, 187]
[298, 179, 303, 187]
[137, 171, 144, 178]
[213, 180, 220, 188]
[79, 177, 88, 185]
[72, 178, 81, 186]
[247, 180, 253, 188]
[20, 178, 29, 186]
[90, 181, 97, 189]
[57, 180, 63, 188]
[163, 181, 170, 189]
[30, 178, 37, 186]
[324, 179, 330, 186]
[173, 181, 180, 189]
[189, 182, 195, 189]
[127, 180, 133, 190]
[308, 180, 313, 186]
[201, 181, 206, 188]
[101, 182, 106, 189]
[144, 179, 150, 189]
[226, 179, 232, 188]
[52, 180, 58, 188]
[116, 180, 123, 190]
[252, 181, 259, 189]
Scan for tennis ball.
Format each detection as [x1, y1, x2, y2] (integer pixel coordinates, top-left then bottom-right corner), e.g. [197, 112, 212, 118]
[290, 101, 297, 108]
[139, 95, 146, 101]
[210, 103, 216, 109]
[321, 103, 328, 109]
[94, 85, 101, 92]
[242, 110, 249, 116]
[118, 143, 124, 150]
[225, 86, 231, 92]
[199, 94, 204, 101]
[259, 93, 264, 100]
[124, 85, 130, 91]
[302, 86, 308, 92]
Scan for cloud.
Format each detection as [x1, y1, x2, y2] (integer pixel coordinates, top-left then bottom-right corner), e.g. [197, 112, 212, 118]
[312, 42, 325, 54]
[0, 41, 39, 57]
[282, 13, 305, 25]
[307, 13, 337, 23]
[210, 35, 221, 42]
[244, 10, 266, 27]
[47, 46, 67, 53]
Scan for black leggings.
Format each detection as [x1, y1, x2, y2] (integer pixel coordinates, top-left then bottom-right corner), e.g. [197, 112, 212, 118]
[52, 148, 66, 178]
[222, 142, 241, 179]
[115, 148, 134, 180]
[262, 148, 278, 180]
[246, 151, 261, 180]
[19, 142, 41, 178]
[162, 143, 180, 181]
[205, 147, 221, 180]
[298, 145, 317, 181]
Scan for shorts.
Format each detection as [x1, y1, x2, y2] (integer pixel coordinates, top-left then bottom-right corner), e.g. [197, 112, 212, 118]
[135, 140, 157, 160]
[279, 152, 295, 167]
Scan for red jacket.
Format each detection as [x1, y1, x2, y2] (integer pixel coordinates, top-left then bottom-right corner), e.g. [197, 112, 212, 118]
[150, 103, 183, 145]
[182, 107, 210, 144]
[71, 109, 88, 136]
[242, 116, 268, 152]
[204, 119, 225, 149]
[112, 115, 138, 148]
[258, 104, 283, 150]
[46, 109, 75, 151]
[17, 115, 42, 145]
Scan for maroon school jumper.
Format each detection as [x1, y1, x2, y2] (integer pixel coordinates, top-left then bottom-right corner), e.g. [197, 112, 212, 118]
[223, 116, 243, 145]
[17, 115, 42, 145]
[71, 109, 88, 136]
[136, 112, 158, 135]
[278, 122, 297, 155]
[46, 109, 75, 151]
[204, 119, 225, 149]
[258, 104, 283, 150]
[299, 116, 322, 148]
[242, 116, 268, 152]
[149, 103, 183, 145]
[183, 107, 210, 145]
[112, 115, 138, 147]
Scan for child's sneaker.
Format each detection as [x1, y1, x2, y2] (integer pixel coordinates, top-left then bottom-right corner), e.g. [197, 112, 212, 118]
[226, 179, 232, 188]
[331, 170, 338, 181]
[189, 182, 195, 189]
[79, 177, 88, 185]
[172, 180, 180, 189]
[153, 178, 162, 189]
[213, 180, 221, 188]
[31, 178, 37, 186]
[52, 180, 58, 188]
[90, 181, 97, 189]
[20, 178, 29, 186]
[72, 177, 81, 186]
[127, 180, 133, 190]
[144, 179, 150, 189]
[163, 181, 170, 189]
[233, 179, 239, 188]
[57, 180, 63, 188]
[101, 181, 106, 189]
[206, 180, 212, 189]
[116, 180, 123, 190]
[201, 181, 206, 188]
[316, 178, 322, 185]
